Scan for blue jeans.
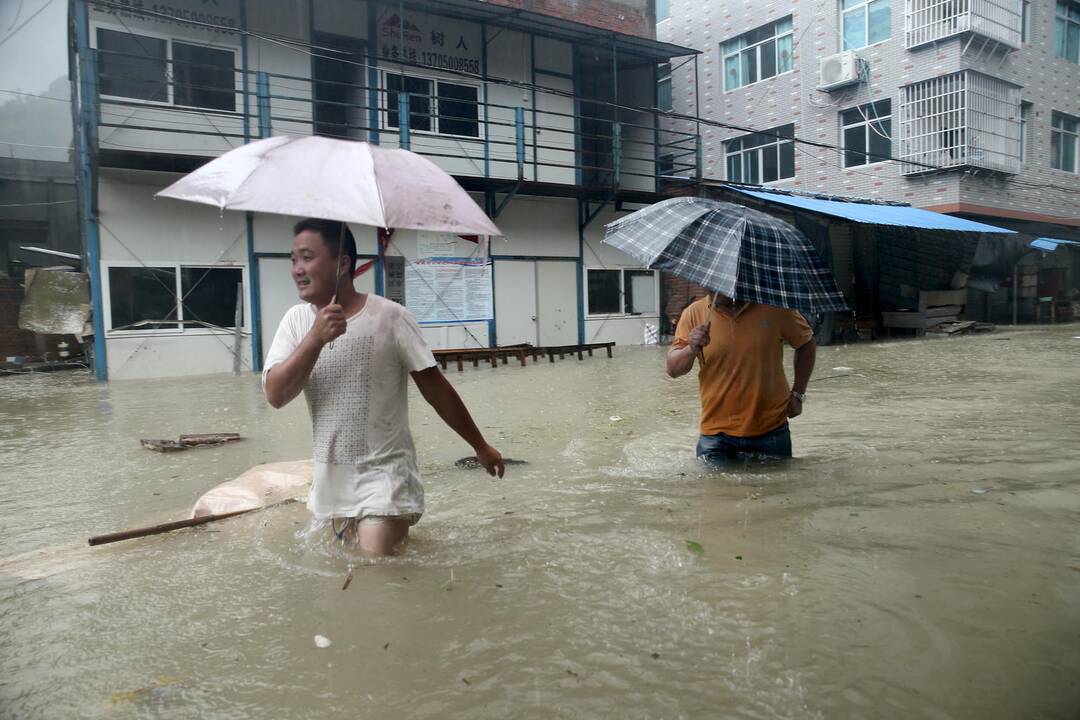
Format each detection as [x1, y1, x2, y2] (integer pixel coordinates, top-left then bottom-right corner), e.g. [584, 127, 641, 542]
[696, 422, 792, 464]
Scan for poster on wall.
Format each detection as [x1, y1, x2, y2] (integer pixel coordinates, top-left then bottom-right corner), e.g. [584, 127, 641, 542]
[406, 257, 493, 325]
[417, 233, 459, 259]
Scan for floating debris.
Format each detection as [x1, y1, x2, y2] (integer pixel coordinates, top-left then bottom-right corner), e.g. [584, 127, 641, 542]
[971, 487, 991, 495]
[609, 416, 623, 422]
[141, 433, 242, 453]
[314, 635, 332, 648]
[832, 366, 854, 372]
[454, 456, 528, 469]
[685, 540, 704, 556]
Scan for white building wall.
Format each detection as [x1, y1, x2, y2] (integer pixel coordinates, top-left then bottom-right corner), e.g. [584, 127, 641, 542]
[98, 170, 253, 379]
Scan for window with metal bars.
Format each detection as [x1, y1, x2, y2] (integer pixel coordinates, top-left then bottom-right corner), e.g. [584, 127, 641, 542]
[898, 71, 1020, 175]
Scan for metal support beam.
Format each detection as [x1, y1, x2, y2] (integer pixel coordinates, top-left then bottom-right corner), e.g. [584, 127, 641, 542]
[576, 200, 586, 344]
[493, 183, 523, 219]
[482, 23, 490, 177]
[75, 0, 107, 381]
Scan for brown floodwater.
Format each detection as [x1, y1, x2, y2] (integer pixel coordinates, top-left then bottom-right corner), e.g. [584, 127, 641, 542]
[1, 325, 1079, 719]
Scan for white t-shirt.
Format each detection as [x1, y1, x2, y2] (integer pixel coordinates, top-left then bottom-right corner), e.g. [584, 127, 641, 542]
[262, 295, 437, 521]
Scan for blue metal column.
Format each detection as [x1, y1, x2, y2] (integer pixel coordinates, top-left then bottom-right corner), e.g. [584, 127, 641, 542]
[367, 1, 381, 144]
[241, 2, 261, 371]
[75, 0, 107, 381]
[257, 72, 271, 138]
[515, 107, 525, 179]
[398, 93, 410, 150]
[576, 201, 586, 344]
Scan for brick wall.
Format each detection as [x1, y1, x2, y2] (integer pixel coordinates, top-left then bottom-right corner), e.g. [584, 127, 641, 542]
[484, 0, 654, 38]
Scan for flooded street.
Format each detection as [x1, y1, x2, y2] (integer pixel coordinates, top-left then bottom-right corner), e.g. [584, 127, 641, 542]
[2, 326, 1079, 719]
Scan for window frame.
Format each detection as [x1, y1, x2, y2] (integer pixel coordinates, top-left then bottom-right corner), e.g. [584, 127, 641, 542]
[381, 69, 484, 140]
[103, 261, 248, 336]
[724, 124, 797, 184]
[1051, 110, 1080, 173]
[720, 17, 795, 92]
[657, 62, 673, 111]
[91, 22, 241, 113]
[584, 267, 661, 318]
[1056, 0, 1080, 63]
[840, 100, 893, 167]
[840, 0, 892, 51]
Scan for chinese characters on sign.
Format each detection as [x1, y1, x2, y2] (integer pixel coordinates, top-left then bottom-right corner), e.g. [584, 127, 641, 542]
[378, 7, 482, 75]
[91, 0, 240, 34]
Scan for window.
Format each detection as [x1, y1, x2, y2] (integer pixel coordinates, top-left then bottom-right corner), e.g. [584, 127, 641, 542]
[1056, 0, 1080, 62]
[657, 62, 673, 111]
[172, 42, 235, 111]
[841, 100, 892, 166]
[108, 266, 178, 330]
[107, 265, 244, 332]
[586, 269, 657, 315]
[721, 17, 794, 91]
[725, 124, 795, 183]
[842, 0, 891, 49]
[386, 73, 480, 137]
[97, 28, 167, 102]
[95, 28, 236, 111]
[657, 0, 671, 22]
[1051, 111, 1079, 172]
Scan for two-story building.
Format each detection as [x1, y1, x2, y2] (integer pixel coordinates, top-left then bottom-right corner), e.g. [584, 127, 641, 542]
[67, 0, 698, 379]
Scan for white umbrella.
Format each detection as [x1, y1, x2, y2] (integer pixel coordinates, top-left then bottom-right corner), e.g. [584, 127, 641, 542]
[156, 135, 501, 236]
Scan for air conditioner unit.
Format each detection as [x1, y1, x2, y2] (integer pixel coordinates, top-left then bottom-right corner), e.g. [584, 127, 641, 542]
[818, 51, 862, 91]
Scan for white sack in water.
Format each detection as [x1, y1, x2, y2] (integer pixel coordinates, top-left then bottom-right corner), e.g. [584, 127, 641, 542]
[191, 459, 313, 518]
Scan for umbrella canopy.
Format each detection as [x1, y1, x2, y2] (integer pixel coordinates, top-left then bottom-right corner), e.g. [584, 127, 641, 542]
[603, 197, 848, 314]
[156, 136, 501, 236]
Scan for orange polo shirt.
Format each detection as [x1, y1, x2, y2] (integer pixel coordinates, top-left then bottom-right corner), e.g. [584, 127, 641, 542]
[673, 299, 813, 438]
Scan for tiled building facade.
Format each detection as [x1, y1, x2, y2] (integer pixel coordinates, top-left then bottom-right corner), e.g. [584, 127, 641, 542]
[657, 0, 1080, 238]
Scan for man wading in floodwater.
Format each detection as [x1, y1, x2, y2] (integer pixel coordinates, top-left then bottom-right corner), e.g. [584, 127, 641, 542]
[263, 219, 505, 555]
[666, 294, 816, 462]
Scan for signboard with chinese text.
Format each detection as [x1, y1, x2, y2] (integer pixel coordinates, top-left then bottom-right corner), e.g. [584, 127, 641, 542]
[376, 5, 482, 75]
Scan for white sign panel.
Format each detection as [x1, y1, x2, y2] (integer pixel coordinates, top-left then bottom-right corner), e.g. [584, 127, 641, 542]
[406, 257, 493, 325]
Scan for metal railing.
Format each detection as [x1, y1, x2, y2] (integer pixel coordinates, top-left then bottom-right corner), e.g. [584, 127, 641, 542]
[905, 0, 1023, 49]
[92, 48, 701, 193]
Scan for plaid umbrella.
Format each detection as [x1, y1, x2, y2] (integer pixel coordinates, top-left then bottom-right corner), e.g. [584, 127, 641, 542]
[602, 197, 848, 315]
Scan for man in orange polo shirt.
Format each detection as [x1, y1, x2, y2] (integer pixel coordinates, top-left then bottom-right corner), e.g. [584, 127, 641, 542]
[667, 293, 817, 462]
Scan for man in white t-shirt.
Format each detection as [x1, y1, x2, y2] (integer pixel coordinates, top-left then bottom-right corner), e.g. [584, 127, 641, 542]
[263, 218, 505, 556]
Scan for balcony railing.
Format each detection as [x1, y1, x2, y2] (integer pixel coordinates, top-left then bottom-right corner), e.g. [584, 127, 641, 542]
[91, 48, 700, 195]
[905, 0, 1023, 49]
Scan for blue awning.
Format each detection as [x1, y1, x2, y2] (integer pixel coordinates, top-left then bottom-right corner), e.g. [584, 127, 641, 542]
[1030, 237, 1080, 252]
[728, 187, 1017, 234]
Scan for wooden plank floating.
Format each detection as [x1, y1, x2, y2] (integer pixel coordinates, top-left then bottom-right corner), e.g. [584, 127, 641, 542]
[432, 342, 615, 372]
[140, 433, 243, 453]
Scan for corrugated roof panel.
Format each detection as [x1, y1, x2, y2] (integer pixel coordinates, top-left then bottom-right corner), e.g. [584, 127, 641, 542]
[729, 187, 1017, 233]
